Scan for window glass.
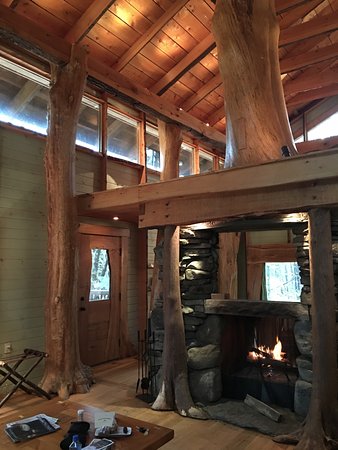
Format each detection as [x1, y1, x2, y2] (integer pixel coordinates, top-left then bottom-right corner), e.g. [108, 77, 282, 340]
[146, 125, 161, 171]
[107, 108, 139, 162]
[199, 150, 213, 173]
[308, 111, 338, 140]
[179, 143, 194, 177]
[76, 97, 100, 152]
[0, 57, 49, 134]
[89, 248, 110, 301]
[218, 158, 225, 170]
[264, 262, 302, 302]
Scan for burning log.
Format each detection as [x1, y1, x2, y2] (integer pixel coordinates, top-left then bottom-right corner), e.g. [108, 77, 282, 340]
[244, 394, 281, 423]
[248, 347, 292, 370]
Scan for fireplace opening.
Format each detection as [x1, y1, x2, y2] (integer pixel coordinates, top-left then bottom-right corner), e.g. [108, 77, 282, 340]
[221, 315, 299, 410]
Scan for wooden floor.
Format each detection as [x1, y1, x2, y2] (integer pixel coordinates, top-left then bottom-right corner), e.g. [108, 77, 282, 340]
[0, 357, 295, 449]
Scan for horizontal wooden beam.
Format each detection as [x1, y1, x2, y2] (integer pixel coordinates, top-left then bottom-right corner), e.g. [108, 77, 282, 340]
[0, 5, 225, 149]
[296, 136, 338, 154]
[139, 179, 338, 227]
[280, 10, 338, 47]
[275, 0, 309, 14]
[65, 0, 116, 43]
[284, 67, 338, 96]
[287, 84, 338, 108]
[114, 0, 189, 72]
[204, 299, 309, 319]
[77, 150, 338, 224]
[247, 244, 297, 263]
[280, 43, 338, 74]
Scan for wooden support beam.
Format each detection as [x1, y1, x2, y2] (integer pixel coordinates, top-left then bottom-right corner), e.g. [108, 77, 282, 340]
[77, 150, 338, 215]
[247, 244, 297, 263]
[181, 73, 222, 112]
[151, 34, 215, 95]
[151, 5, 337, 97]
[284, 67, 338, 96]
[280, 10, 338, 47]
[139, 178, 338, 228]
[207, 105, 226, 127]
[287, 85, 338, 109]
[114, 0, 189, 72]
[65, 0, 117, 44]
[275, 0, 309, 14]
[139, 179, 338, 228]
[278, 0, 323, 29]
[296, 136, 338, 154]
[0, 4, 225, 148]
[281, 43, 338, 74]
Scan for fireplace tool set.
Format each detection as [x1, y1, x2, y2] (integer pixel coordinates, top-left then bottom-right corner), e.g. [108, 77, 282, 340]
[136, 330, 158, 403]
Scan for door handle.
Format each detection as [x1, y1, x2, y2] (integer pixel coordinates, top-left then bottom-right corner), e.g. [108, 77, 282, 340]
[80, 307, 86, 311]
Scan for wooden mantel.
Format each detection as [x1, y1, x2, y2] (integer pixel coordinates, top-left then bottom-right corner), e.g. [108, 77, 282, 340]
[77, 149, 338, 227]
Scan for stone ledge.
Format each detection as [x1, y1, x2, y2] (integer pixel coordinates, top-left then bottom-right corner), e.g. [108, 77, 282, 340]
[204, 299, 309, 319]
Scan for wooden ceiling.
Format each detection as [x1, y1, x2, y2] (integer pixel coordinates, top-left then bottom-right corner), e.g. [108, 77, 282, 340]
[0, 0, 337, 146]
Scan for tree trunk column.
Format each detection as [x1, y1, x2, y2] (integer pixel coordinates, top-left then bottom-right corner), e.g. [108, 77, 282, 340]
[41, 45, 92, 399]
[212, 0, 297, 167]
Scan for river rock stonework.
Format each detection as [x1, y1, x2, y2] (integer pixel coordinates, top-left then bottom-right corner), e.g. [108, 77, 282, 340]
[150, 228, 220, 403]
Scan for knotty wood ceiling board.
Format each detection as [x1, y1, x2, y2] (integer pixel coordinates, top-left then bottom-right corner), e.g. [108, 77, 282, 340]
[0, 0, 337, 149]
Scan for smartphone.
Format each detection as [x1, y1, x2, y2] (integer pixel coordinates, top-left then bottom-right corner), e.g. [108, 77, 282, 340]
[82, 438, 114, 449]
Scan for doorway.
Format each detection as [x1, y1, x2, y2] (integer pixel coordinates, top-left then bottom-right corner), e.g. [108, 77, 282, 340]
[78, 224, 129, 366]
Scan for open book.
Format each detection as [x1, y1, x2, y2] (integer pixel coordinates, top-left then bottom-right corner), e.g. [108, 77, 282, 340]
[4, 413, 60, 443]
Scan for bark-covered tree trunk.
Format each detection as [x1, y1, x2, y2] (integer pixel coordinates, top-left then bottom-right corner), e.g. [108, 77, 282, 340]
[151, 121, 206, 418]
[41, 45, 92, 399]
[212, 0, 297, 167]
[274, 209, 338, 449]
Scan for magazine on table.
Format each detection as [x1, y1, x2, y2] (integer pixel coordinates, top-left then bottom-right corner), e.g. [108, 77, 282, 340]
[4, 413, 60, 443]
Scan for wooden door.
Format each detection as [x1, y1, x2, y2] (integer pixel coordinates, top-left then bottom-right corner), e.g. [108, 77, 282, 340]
[78, 225, 129, 366]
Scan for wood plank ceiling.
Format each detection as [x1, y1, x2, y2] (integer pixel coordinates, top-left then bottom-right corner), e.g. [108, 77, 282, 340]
[0, 0, 337, 140]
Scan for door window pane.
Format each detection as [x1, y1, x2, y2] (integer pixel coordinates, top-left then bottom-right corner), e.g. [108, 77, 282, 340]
[264, 262, 302, 302]
[107, 108, 139, 162]
[89, 248, 110, 301]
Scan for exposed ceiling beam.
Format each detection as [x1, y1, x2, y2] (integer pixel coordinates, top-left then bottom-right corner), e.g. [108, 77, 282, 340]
[284, 66, 338, 96]
[151, 34, 215, 95]
[278, 0, 324, 28]
[280, 10, 338, 47]
[275, 0, 311, 14]
[0, 5, 225, 148]
[287, 84, 338, 108]
[280, 43, 338, 74]
[65, 0, 116, 44]
[152, 7, 338, 96]
[207, 105, 225, 128]
[9, 80, 41, 114]
[181, 72, 222, 112]
[114, 0, 189, 72]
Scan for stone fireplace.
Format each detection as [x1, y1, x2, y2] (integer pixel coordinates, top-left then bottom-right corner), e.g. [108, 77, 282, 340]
[150, 219, 338, 429]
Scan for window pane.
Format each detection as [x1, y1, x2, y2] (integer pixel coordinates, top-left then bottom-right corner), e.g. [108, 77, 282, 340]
[179, 143, 194, 177]
[107, 108, 139, 162]
[146, 125, 161, 171]
[199, 150, 213, 173]
[218, 158, 225, 170]
[265, 262, 302, 302]
[76, 98, 100, 152]
[308, 112, 338, 140]
[89, 248, 110, 301]
[0, 63, 49, 134]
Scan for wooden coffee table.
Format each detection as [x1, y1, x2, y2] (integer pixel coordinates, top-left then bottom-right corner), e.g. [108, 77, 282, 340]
[0, 399, 174, 449]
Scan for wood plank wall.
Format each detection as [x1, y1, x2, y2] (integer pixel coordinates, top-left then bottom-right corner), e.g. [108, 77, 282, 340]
[0, 126, 47, 388]
[0, 126, 142, 393]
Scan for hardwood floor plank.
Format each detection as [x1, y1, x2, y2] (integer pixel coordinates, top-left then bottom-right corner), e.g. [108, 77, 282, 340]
[0, 357, 296, 449]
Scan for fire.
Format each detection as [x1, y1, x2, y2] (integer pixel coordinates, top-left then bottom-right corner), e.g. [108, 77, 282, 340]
[248, 337, 286, 361]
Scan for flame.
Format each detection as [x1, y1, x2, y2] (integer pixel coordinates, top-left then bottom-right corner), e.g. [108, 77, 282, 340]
[248, 337, 286, 361]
